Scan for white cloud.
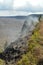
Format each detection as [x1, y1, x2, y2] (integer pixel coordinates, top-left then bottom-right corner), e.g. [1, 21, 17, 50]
[0, 0, 13, 10]
[13, 0, 43, 8]
[28, 0, 43, 7]
[0, 0, 43, 10]
[0, 0, 43, 15]
[0, 11, 29, 16]
[12, 0, 43, 15]
[0, 0, 3, 3]
[13, 0, 27, 9]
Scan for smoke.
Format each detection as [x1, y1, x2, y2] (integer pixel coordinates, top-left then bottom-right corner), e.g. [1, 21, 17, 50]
[20, 14, 39, 37]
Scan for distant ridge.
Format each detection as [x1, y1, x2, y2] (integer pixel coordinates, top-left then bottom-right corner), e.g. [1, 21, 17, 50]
[0, 16, 27, 19]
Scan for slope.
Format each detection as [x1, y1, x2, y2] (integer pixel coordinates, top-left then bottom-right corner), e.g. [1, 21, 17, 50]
[17, 15, 43, 65]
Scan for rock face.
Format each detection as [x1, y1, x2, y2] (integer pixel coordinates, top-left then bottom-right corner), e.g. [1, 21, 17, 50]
[0, 36, 29, 65]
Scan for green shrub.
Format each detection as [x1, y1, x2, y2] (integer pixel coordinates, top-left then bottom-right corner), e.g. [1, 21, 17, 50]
[0, 59, 5, 65]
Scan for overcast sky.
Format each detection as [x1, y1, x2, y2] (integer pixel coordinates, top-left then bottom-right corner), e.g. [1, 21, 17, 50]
[0, 0, 43, 16]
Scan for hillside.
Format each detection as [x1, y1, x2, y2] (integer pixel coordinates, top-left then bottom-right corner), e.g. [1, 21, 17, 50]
[0, 15, 43, 65]
[17, 15, 43, 65]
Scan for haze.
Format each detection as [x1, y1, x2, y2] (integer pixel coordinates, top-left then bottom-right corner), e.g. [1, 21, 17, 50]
[0, 18, 25, 44]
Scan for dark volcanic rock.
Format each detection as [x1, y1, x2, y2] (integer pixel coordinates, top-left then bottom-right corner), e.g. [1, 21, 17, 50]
[0, 36, 28, 65]
[37, 59, 43, 65]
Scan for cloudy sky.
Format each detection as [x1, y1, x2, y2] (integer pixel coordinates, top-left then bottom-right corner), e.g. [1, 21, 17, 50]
[0, 0, 43, 16]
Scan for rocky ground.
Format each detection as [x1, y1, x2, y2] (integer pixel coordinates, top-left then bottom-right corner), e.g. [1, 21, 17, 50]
[0, 34, 30, 65]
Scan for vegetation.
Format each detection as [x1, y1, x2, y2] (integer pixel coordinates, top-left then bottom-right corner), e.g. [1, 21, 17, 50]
[0, 59, 5, 65]
[17, 21, 43, 65]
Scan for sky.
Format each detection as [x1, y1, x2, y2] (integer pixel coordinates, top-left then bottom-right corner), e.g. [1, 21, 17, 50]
[0, 0, 43, 16]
